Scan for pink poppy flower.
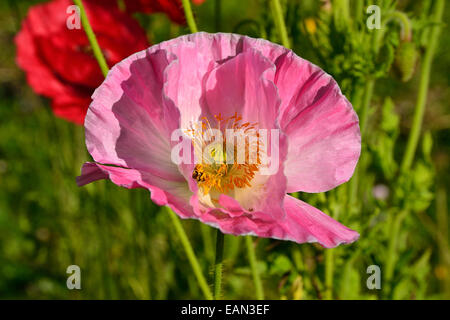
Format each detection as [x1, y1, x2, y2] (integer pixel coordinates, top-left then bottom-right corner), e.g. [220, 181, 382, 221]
[77, 33, 361, 248]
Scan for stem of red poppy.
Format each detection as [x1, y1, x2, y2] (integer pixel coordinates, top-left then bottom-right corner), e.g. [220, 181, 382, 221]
[213, 229, 225, 299]
[167, 207, 214, 300]
[72, 0, 109, 77]
[270, 0, 290, 49]
[181, 0, 199, 33]
[245, 236, 264, 300]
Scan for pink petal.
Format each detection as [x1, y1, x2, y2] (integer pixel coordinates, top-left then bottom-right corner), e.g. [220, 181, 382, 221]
[144, 33, 290, 129]
[154, 33, 246, 64]
[274, 51, 326, 126]
[152, 33, 285, 130]
[171, 32, 287, 64]
[85, 49, 183, 181]
[190, 144, 289, 221]
[191, 194, 358, 248]
[77, 162, 194, 218]
[161, 41, 213, 130]
[278, 195, 359, 248]
[275, 53, 361, 193]
[189, 193, 273, 235]
[204, 49, 280, 129]
[82, 49, 194, 214]
[217, 194, 245, 216]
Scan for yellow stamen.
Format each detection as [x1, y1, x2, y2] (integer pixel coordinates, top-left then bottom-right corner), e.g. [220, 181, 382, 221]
[189, 114, 261, 195]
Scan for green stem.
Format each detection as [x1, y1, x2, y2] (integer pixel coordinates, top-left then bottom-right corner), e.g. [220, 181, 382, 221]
[400, 0, 445, 173]
[270, 0, 290, 48]
[200, 223, 214, 263]
[347, 80, 374, 213]
[213, 229, 225, 299]
[167, 208, 213, 300]
[181, 0, 199, 33]
[245, 236, 264, 300]
[384, 210, 408, 295]
[385, 11, 413, 42]
[333, 0, 350, 32]
[359, 79, 375, 138]
[324, 249, 334, 300]
[347, 168, 359, 213]
[354, 0, 364, 24]
[73, 0, 109, 77]
[347, 12, 378, 229]
[374, 11, 413, 50]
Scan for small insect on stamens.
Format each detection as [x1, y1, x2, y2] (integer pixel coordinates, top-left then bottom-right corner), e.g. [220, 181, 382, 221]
[192, 167, 206, 182]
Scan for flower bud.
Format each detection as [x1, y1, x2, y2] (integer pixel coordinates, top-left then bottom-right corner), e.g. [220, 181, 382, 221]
[394, 41, 418, 82]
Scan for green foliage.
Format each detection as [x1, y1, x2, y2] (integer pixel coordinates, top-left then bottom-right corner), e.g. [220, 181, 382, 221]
[371, 97, 399, 179]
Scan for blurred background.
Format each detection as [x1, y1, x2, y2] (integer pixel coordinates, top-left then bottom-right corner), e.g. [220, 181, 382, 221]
[0, 0, 449, 299]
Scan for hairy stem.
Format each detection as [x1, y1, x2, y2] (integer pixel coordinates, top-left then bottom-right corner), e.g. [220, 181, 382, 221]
[72, 0, 109, 77]
[181, 0, 199, 33]
[374, 10, 413, 51]
[167, 208, 213, 300]
[200, 223, 214, 263]
[213, 229, 225, 299]
[359, 79, 375, 138]
[348, 80, 374, 214]
[384, 210, 408, 296]
[385, 11, 413, 42]
[400, 0, 445, 173]
[245, 236, 264, 300]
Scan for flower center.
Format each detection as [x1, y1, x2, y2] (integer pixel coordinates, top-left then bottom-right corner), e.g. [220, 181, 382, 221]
[188, 113, 261, 196]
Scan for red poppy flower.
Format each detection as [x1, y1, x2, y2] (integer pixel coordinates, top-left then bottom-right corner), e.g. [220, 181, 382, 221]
[15, 0, 149, 124]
